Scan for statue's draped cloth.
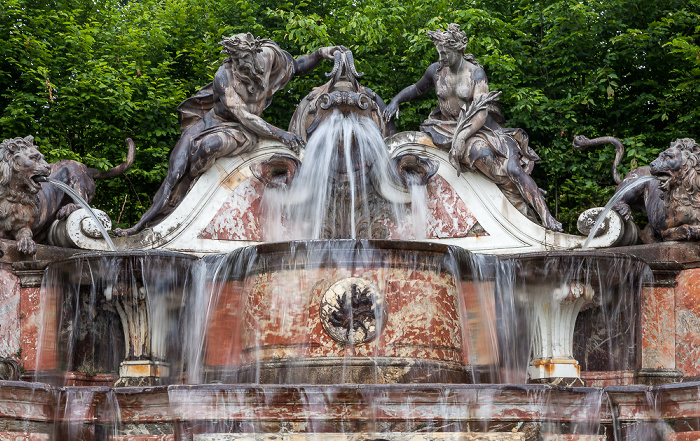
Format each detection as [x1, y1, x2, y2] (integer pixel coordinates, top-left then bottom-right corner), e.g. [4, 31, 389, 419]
[420, 92, 541, 174]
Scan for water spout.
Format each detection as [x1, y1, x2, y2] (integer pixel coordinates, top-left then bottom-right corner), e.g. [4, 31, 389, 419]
[45, 177, 117, 251]
[581, 175, 655, 250]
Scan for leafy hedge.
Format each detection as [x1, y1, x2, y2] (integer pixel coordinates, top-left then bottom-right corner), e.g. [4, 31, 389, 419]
[1, 0, 698, 231]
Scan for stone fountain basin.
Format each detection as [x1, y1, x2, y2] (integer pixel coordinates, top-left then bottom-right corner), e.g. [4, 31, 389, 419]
[35, 243, 652, 387]
[201, 239, 481, 384]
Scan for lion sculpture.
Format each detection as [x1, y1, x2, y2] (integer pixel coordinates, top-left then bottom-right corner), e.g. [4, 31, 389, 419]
[0, 135, 135, 254]
[650, 138, 700, 241]
[574, 135, 700, 243]
[0, 136, 51, 254]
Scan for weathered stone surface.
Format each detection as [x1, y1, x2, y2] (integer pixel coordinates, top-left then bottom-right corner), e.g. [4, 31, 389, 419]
[669, 432, 700, 441]
[674, 269, 700, 377]
[0, 267, 20, 358]
[542, 436, 605, 440]
[117, 434, 173, 441]
[580, 371, 635, 388]
[641, 286, 676, 370]
[0, 380, 698, 438]
[19, 287, 41, 372]
[0, 433, 49, 440]
[199, 173, 263, 242]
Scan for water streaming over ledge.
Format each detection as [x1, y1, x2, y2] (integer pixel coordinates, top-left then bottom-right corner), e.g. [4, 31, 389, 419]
[23, 239, 662, 438]
[262, 111, 410, 240]
[582, 175, 656, 250]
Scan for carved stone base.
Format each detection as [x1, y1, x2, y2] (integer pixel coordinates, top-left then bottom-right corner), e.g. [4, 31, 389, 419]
[528, 358, 581, 381]
[115, 360, 170, 387]
[204, 357, 468, 384]
[635, 368, 683, 386]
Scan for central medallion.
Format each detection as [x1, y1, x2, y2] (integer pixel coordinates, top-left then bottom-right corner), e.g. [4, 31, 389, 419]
[320, 278, 386, 345]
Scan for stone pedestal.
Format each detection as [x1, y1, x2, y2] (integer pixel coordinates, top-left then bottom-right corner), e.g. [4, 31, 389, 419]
[520, 283, 594, 384]
[116, 359, 170, 387]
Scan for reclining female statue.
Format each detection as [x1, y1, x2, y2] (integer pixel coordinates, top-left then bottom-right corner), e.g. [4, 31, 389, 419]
[383, 24, 562, 232]
[117, 33, 343, 236]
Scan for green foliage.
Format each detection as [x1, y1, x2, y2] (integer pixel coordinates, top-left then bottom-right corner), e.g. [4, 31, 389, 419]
[0, 0, 698, 232]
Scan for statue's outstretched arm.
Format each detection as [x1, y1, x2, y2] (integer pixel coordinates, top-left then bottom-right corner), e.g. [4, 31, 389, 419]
[294, 46, 346, 76]
[383, 63, 439, 122]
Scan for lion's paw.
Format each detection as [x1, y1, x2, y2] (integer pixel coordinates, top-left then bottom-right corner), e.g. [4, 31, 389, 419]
[613, 201, 632, 221]
[57, 203, 80, 220]
[16, 236, 36, 255]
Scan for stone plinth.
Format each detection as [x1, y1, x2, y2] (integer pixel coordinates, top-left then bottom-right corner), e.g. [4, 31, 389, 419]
[117, 360, 171, 387]
[521, 283, 594, 382]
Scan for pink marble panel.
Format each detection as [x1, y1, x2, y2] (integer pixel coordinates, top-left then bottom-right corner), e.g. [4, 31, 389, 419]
[460, 281, 497, 366]
[669, 433, 700, 441]
[199, 177, 264, 241]
[641, 286, 675, 369]
[205, 282, 244, 366]
[387, 175, 480, 240]
[424, 175, 479, 238]
[200, 174, 481, 241]
[0, 267, 20, 358]
[20, 287, 43, 371]
[233, 267, 462, 363]
[674, 269, 700, 377]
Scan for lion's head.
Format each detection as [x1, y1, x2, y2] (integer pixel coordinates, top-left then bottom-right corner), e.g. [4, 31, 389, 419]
[0, 135, 51, 195]
[650, 138, 700, 223]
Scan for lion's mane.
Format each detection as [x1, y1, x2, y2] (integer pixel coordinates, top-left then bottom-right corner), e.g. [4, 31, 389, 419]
[0, 136, 40, 237]
[664, 138, 700, 220]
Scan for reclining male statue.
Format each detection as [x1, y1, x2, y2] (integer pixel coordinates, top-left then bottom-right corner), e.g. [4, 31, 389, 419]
[383, 24, 562, 232]
[116, 33, 344, 236]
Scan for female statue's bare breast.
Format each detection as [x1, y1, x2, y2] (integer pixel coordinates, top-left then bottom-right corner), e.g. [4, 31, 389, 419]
[434, 63, 476, 119]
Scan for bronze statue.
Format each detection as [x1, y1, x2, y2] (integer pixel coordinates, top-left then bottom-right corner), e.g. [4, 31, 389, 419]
[0, 136, 134, 254]
[116, 33, 345, 236]
[383, 24, 562, 232]
[575, 135, 700, 242]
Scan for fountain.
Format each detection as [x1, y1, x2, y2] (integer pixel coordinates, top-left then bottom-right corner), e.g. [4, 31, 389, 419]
[1, 28, 700, 441]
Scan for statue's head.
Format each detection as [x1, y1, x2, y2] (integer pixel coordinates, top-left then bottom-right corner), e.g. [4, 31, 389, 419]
[427, 23, 468, 52]
[220, 33, 266, 92]
[427, 24, 469, 69]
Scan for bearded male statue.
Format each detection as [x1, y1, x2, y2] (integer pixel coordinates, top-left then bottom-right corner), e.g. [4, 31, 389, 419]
[117, 34, 344, 236]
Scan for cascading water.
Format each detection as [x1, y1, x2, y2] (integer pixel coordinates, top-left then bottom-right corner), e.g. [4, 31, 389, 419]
[262, 111, 411, 241]
[581, 175, 656, 250]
